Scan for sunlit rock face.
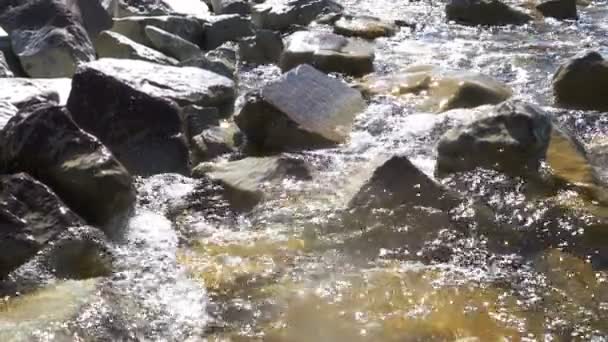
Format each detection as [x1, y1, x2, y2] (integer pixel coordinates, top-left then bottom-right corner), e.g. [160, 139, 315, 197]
[236, 64, 366, 151]
[359, 65, 512, 112]
[144, 25, 202, 61]
[553, 51, 608, 111]
[0, 0, 95, 78]
[251, 0, 343, 31]
[436, 100, 552, 176]
[334, 15, 398, 39]
[280, 30, 375, 76]
[111, 15, 204, 48]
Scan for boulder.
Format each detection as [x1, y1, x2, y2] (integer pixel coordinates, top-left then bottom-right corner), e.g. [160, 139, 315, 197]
[192, 155, 311, 211]
[69, 0, 116, 38]
[180, 42, 237, 79]
[0, 78, 60, 108]
[445, 0, 532, 26]
[95, 30, 178, 65]
[191, 123, 241, 164]
[0, 50, 13, 77]
[280, 30, 375, 76]
[203, 14, 254, 50]
[334, 15, 397, 39]
[111, 15, 204, 47]
[66, 59, 196, 175]
[145, 25, 202, 61]
[360, 65, 512, 112]
[347, 155, 462, 229]
[0, 101, 17, 129]
[251, 0, 343, 31]
[0, 173, 84, 278]
[235, 64, 366, 151]
[211, 0, 251, 15]
[161, 0, 211, 18]
[0, 105, 136, 229]
[553, 51, 608, 111]
[183, 105, 222, 141]
[436, 100, 553, 176]
[0, 0, 96, 78]
[239, 29, 284, 65]
[536, 0, 578, 20]
[116, 0, 171, 17]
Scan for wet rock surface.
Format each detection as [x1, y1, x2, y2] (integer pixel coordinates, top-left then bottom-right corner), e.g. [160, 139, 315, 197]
[445, 0, 531, 26]
[252, 0, 343, 31]
[553, 51, 608, 111]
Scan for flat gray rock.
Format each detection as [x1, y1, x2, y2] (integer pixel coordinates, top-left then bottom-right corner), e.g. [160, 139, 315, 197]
[76, 58, 235, 108]
[0, 78, 69, 108]
[145, 25, 202, 61]
[203, 14, 254, 50]
[211, 0, 251, 15]
[235, 64, 365, 151]
[112, 15, 204, 48]
[95, 30, 178, 65]
[280, 30, 374, 76]
[252, 0, 343, 31]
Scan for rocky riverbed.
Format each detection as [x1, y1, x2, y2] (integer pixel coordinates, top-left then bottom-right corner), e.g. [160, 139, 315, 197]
[1, 0, 608, 340]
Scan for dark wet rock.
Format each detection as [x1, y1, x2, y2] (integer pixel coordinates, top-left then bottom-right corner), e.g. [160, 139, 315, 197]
[536, 0, 578, 20]
[111, 15, 204, 48]
[0, 78, 62, 109]
[436, 100, 553, 176]
[95, 30, 178, 65]
[0, 35, 23, 77]
[192, 155, 311, 211]
[235, 64, 366, 152]
[67, 59, 195, 175]
[445, 0, 532, 26]
[211, 0, 251, 15]
[347, 156, 462, 227]
[239, 29, 284, 65]
[44, 225, 113, 279]
[251, 0, 343, 31]
[0, 0, 96, 77]
[191, 123, 241, 164]
[70, 0, 116, 38]
[0, 105, 136, 229]
[0, 173, 84, 278]
[0, 101, 17, 129]
[553, 51, 608, 111]
[334, 15, 397, 39]
[280, 30, 374, 76]
[360, 65, 512, 112]
[204, 14, 254, 50]
[0, 50, 13, 77]
[145, 25, 202, 61]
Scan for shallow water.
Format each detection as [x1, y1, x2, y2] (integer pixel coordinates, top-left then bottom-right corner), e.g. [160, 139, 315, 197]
[3, 0, 608, 340]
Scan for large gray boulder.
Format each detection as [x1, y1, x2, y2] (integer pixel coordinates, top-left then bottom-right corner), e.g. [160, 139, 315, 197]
[553, 51, 608, 111]
[436, 100, 553, 176]
[445, 0, 531, 26]
[251, 0, 343, 31]
[203, 14, 254, 50]
[111, 15, 204, 48]
[211, 0, 251, 15]
[280, 30, 374, 76]
[192, 155, 311, 211]
[116, 0, 210, 17]
[145, 25, 202, 61]
[0, 105, 136, 230]
[0, 173, 84, 278]
[239, 29, 284, 65]
[536, 0, 578, 20]
[0, 78, 61, 108]
[235, 64, 365, 151]
[0, 0, 96, 78]
[95, 30, 178, 65]
[69, 0, 116, 38]
[0, 50, 13, 77]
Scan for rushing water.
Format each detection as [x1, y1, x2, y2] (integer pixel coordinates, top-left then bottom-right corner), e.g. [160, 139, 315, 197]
[3, 0, 608, 340]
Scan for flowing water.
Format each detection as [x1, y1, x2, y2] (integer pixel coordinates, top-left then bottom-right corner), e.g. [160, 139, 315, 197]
[3, 0, 608, 340]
